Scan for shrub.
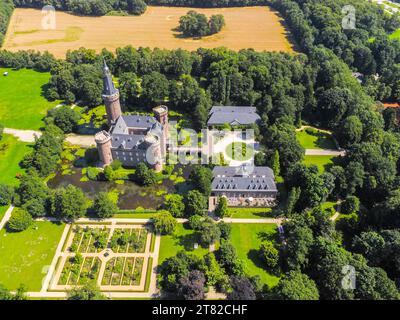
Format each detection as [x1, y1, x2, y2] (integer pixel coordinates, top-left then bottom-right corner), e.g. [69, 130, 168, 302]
[0, 184, 14, 206]
[92, 192, 118, 219]
[87, 167, 100, 181]
[164, 194, 185, 217]
[7, 208, 33, 232]
[22, 198, 46, 217]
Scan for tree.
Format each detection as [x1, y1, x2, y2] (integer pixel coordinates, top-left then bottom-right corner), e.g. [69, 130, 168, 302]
[214, 196, 228, 218]
[352, 231, 385, 266]
[179, 11, 224, 37]
[92, 192, 118, 218]
[217, 242, 245, 276]
[342, 196, 360, 215]
[51, 185, 87, 220]
[189, 166, 213, 197]
[178, 270, 206, 300]
[227, 276, 256, 300]
[260, 241, 279, 271]
[153, 211, 176, 235]
[198, 220, 221, 246]
[272, 271, 319, 300]
[22, 198, 46, 217]
[67, 282, 106, 300]
[337, 116, 363, 147]
[0, 184, 14, 206]
[272, 149, 281, 177]
[164, 194, 185, 218]
[218, 222, 231, 240]
[50, 106, 81, 133]
[140, 71, 169, 107]
[0, 284, 13, 300]
[185, 190, 207, 217]
[204, 253, 229, 290]
[7, 208, 33, 232]
[134, 162, 157, 186]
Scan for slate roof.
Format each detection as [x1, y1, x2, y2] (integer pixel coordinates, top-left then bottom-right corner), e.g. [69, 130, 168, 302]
[213, 165, 274, 178]
[110, 115, 163, 151]
[211, 165, 277, 193]
[207, 106, 261, 126]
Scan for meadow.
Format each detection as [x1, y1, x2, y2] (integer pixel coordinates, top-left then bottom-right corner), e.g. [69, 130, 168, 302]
[0, 134, 32, 185]
[0, 67, 59, 130]
[0, 221, 65, 291]
[3, 7, 295, 58]
[230, 223, 280, 287]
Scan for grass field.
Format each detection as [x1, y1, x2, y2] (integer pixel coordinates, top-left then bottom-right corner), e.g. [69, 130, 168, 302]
[158, 223, 210, 264]
[0, 206, 8, 220]
[0, 221, 65, 291]
[227, 207, 274, 219]
[0, 68, 59, 130]
[303, 155, 335, 173]
[3, 7, 295, 58]
[230, 223, 280, 287]
[296, 127, 336, 150]
[0, 134, 32, 185]
[389, 28, 400, 40]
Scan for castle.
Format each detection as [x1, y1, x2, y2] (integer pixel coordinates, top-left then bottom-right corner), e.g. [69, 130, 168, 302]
[95, 61, 168, 172]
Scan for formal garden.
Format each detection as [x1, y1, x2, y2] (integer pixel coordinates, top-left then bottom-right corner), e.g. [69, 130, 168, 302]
[50, 223, 155, 292]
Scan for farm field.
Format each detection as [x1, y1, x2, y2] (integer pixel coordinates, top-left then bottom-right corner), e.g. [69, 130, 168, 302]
[230, 223, 280, 287]
[3, 7, 295, 58]
[0, 221, 65, 291]
[0, 134, 32, 185]
[0, 68, 59, 130]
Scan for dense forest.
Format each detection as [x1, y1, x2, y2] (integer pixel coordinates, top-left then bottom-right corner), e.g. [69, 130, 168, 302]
[11, 0, 267, 16]
[268, 0, 400, 103]
[0, 0, 400, 300]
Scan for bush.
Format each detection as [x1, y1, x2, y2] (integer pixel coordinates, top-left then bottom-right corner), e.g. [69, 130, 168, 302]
[218, 222, 231, 240]
[0, 184, 14, 206]
[7, 208, 33, 232]
[50, 106, 81, 133]
[87, 167, 100, 181]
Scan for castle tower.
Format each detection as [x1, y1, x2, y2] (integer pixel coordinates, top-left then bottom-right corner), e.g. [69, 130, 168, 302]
[144, 134, 163, 172]
[95, 130, 113, 167]
[102, 59, 122, 125]
[153, 105, 169, 138]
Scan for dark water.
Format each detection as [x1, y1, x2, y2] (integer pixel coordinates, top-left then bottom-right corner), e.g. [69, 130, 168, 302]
[48, 165, 192, 210]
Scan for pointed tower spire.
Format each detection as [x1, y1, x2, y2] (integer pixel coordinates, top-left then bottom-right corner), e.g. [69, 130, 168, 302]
[101, 57, 122, 125]
[102, 58, 117, 96]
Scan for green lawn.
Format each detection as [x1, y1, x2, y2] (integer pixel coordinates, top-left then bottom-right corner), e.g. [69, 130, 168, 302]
[296, 127, 336, 150]
[389, 28, 400, 40]
[303, 155, 335, 173]
[0, 206, 8, 220]
[0, 134, 32, 185]
[227, 207, 274, 219]
[0, 68, 60, 130]
[158, 223, 210, 264]
[320, 201, 339, 218]
[0, 221, 65, 291]
[230, 223, 280, 287]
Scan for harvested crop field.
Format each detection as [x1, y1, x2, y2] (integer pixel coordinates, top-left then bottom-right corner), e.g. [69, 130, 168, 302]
[3, 6, 295, 58]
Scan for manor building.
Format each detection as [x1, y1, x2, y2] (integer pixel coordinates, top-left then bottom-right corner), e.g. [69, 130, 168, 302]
[210, 165, 278, 208]
[207, 106, 261, 127]
[95, 61, 168, 172]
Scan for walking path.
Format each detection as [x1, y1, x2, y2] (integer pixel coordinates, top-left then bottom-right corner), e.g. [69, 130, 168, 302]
[4, 127, 96, 147]
[305, 149, 346, 156]
[0, 205, 14, 230]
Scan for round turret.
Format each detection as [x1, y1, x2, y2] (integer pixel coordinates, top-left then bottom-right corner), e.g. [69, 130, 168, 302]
[95, 130, 113, 166]
[144, 134, 163, 172]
